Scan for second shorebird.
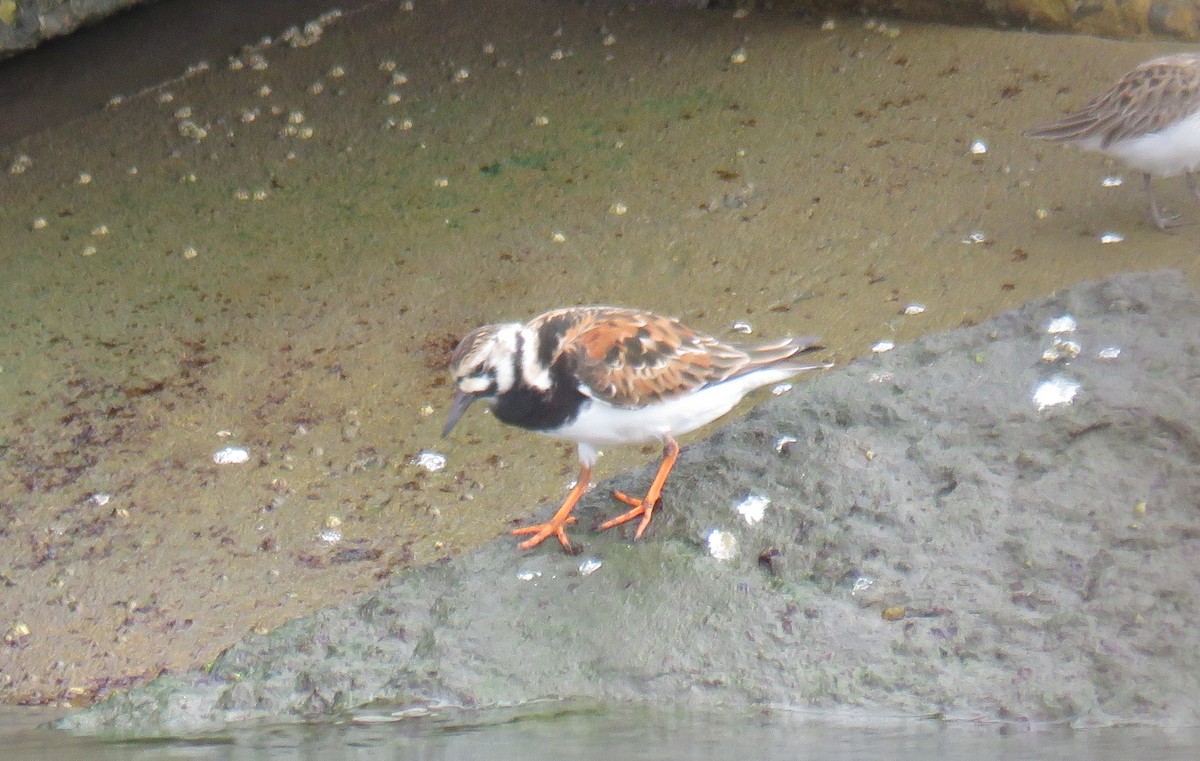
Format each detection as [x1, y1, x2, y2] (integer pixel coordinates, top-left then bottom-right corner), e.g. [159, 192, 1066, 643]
[442, 306, 826, 552]
[1024, 53, 1200, 230]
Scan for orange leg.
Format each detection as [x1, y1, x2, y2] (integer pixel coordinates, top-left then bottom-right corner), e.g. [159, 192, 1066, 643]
[511, 464, 591, 551]
[597, 437, 679, 540]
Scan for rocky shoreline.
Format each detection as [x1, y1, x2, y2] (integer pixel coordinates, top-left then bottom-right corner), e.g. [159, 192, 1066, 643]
[57, 271, 1200, 736]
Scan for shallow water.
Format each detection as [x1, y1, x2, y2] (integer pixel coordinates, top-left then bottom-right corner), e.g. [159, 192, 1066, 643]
[5, 705, 1200, 761]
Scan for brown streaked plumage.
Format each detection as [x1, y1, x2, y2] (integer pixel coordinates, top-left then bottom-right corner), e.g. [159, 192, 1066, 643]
[1023, 53, 1200, 230]
[531, 306, 807, 408]
[442, 306, 828, 552]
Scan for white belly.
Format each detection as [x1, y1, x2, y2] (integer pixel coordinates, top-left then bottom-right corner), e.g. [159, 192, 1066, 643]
[1098, 109, 1200, 177]
[545, 366, 802, 464]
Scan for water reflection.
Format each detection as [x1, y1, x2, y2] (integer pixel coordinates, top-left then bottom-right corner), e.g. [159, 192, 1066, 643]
[5, 704, 1198, 761]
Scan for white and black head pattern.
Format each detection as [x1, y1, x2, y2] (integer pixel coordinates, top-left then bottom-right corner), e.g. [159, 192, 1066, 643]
[442, 320, 568, 437]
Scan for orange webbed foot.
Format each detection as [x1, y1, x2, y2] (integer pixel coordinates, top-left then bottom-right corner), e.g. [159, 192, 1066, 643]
[510, 464, 591, 553]
[597, 492, 661, 539]
[596, 437, 679, 542]
[511, 515, 577, 551]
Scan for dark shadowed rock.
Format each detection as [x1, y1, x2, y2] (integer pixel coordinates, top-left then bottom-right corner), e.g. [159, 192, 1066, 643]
[0, 0, 149, 57]
[58, 271, 1200, 736]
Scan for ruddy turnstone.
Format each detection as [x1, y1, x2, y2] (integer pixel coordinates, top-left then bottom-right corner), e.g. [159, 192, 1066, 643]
[442, 306, 826, 552]
[1023, 53, 1200, 230]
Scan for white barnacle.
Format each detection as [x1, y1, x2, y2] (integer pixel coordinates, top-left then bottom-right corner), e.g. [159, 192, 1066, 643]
[1041, 338, 1080, 363]
[178, 120, 208, 140]
[414, 450, 447, 472]
[1044, 315, 1076, 334]
[734, 494, 770, 525]
[706, 529, 737, 560]
[774, 436, 797, 454]
[213, 446, 250, 464]
[1033, 375, 1080, 411]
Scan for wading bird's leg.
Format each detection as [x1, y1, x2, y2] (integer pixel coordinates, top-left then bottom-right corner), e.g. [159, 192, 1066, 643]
[599, 437, 680, 540]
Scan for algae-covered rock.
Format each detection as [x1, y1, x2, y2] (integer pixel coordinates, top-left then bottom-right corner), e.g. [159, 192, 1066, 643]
[58, 271, 1200, 736]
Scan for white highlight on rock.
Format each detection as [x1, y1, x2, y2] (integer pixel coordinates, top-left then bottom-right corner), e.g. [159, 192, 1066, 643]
[970, 140, 988, 155]
[734, 494, 770, 525]
[707, 529, 737, 561]
[871, 340, 895, 353]
[213, 446, 250, 464]
[1033, 375, 1081, 410]
[1099, 232, 1124, 244]
[1097, 346, 1122, 360]
[578, 558, 602, 576]
[1044, 315, 1077, 334]
[774, 436, 797, 453]
[1101, 176, 1123, 187]
[319, 529, 342, 543]
[414, 451, 447, 472]
[903, 303, 926, 315]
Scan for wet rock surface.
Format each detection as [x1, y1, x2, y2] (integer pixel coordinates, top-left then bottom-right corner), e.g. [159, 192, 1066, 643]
[0, 0, 146, 56]
[56, 270, 1200, 736]
[812, 0, 1200, 41]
